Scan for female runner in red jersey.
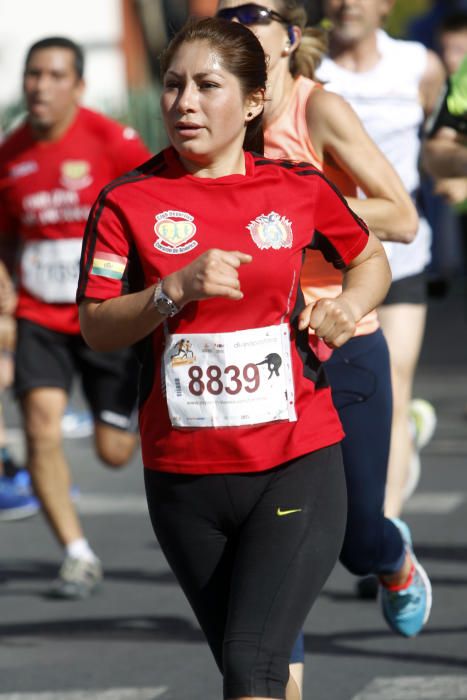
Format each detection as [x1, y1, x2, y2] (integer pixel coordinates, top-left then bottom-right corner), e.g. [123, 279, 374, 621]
[78, 17, 390, 700]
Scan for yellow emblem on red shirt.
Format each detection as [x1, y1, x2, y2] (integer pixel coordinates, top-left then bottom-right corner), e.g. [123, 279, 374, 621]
[247, 211, 293, 250]
[154, 210, 198, 255]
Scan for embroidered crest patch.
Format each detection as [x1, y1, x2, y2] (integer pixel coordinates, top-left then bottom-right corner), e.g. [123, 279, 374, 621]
[247, 212, 293, 250]
[154, 210, 198, 255]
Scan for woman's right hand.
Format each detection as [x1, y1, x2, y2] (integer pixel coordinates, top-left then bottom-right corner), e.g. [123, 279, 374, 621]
[163, 249, 252, 308]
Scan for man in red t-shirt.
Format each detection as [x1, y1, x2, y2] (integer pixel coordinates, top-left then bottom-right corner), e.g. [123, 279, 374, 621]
[0, 36, 151, 598]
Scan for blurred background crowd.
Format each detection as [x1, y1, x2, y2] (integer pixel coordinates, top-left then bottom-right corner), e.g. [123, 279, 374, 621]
[1, 0, 466, 284]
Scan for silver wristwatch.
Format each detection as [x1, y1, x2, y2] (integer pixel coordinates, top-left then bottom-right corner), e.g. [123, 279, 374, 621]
[153, 281, 180, 317]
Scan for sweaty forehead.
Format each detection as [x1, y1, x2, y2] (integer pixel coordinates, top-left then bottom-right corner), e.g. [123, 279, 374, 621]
[168, 42, 225, 74]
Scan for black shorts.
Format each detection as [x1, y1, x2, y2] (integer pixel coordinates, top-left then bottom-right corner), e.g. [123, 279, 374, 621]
[381, 272, 427, 306]
[14, 318, 139, 430]
[145, 445, 346, 699]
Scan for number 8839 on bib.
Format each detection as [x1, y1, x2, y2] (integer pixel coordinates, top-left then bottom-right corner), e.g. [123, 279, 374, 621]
[163, 325, 297, 428]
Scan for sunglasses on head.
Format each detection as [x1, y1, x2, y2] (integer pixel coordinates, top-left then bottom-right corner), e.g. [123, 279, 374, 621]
[217, 3, 295, 43]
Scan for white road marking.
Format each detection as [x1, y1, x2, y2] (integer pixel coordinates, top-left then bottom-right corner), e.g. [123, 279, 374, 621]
[76, 494, 148, 515]
[0, 689, 167, 700]
[352, 676, 467, 699]
[404, 493, 465, 514]
[74, 491, 466, 516]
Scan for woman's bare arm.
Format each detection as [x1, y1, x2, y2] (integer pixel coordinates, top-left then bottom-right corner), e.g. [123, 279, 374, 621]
[79, 249, 252, 352]
[306, 89, 418, 242]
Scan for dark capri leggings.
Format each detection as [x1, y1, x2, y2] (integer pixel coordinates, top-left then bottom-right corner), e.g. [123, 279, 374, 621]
[145, 444, 346, 699]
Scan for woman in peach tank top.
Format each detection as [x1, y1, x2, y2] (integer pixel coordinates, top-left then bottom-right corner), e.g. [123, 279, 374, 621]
[216, 1, 431, 696]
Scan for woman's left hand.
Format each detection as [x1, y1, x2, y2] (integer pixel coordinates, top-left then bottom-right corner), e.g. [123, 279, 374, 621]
[298, 297, 356, 348]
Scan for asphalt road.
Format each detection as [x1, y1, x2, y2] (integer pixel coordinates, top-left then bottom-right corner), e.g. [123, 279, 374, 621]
[2, 280, 467, 700]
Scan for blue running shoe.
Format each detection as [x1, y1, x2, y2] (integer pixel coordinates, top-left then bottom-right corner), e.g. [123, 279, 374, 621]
[380, 518, 432, 637]
[0, 469, 40, 521]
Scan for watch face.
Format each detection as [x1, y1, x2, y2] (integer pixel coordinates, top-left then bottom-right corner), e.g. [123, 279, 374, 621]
[154, 282, 179, 317]
[156, 297, 169, 314]
[156, 292, 177, 316]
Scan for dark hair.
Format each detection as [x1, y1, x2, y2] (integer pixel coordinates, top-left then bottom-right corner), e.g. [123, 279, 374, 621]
[160, 17, 267, 153]
[274, 0, 328, 78]
[439, 12, 467, 34]
[25, 37, 84, 79]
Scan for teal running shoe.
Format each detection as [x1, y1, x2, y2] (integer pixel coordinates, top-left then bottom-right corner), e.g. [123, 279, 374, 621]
[380, 518, 432, 637]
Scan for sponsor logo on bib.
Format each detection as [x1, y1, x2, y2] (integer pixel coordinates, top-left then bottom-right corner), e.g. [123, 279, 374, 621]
[170, 339, 196, 366]
[154, 210, 198, 255]
[247, 211, 293, 250]
[60, 160, 93, 190]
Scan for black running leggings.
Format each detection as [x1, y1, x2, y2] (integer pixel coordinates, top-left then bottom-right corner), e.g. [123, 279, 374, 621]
[144, 445, 346, 699]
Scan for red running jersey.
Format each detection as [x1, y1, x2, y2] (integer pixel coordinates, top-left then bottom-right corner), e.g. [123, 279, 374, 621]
[78, 147, 369, 474]
[0, 107, 151, 333]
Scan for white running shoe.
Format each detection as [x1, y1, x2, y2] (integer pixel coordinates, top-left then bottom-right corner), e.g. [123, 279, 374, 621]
[49, 555, 102, 599]
[404, 399, 437, 502]
[409, 399, 437, 450]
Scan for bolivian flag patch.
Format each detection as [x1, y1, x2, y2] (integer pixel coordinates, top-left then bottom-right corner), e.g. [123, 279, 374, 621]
[91, 252, 127, 280]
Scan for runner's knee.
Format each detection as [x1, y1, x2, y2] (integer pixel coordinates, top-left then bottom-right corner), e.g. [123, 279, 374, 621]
[22, 393, 64, 448]
[94, 424, 136, 468]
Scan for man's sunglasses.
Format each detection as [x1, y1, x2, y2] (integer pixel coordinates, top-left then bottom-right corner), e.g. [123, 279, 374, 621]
[217, 3, 294, 43]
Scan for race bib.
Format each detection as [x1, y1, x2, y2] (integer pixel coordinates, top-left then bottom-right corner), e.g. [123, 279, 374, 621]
[164, 323, 297, 428]
[21, 238, 82, 303]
